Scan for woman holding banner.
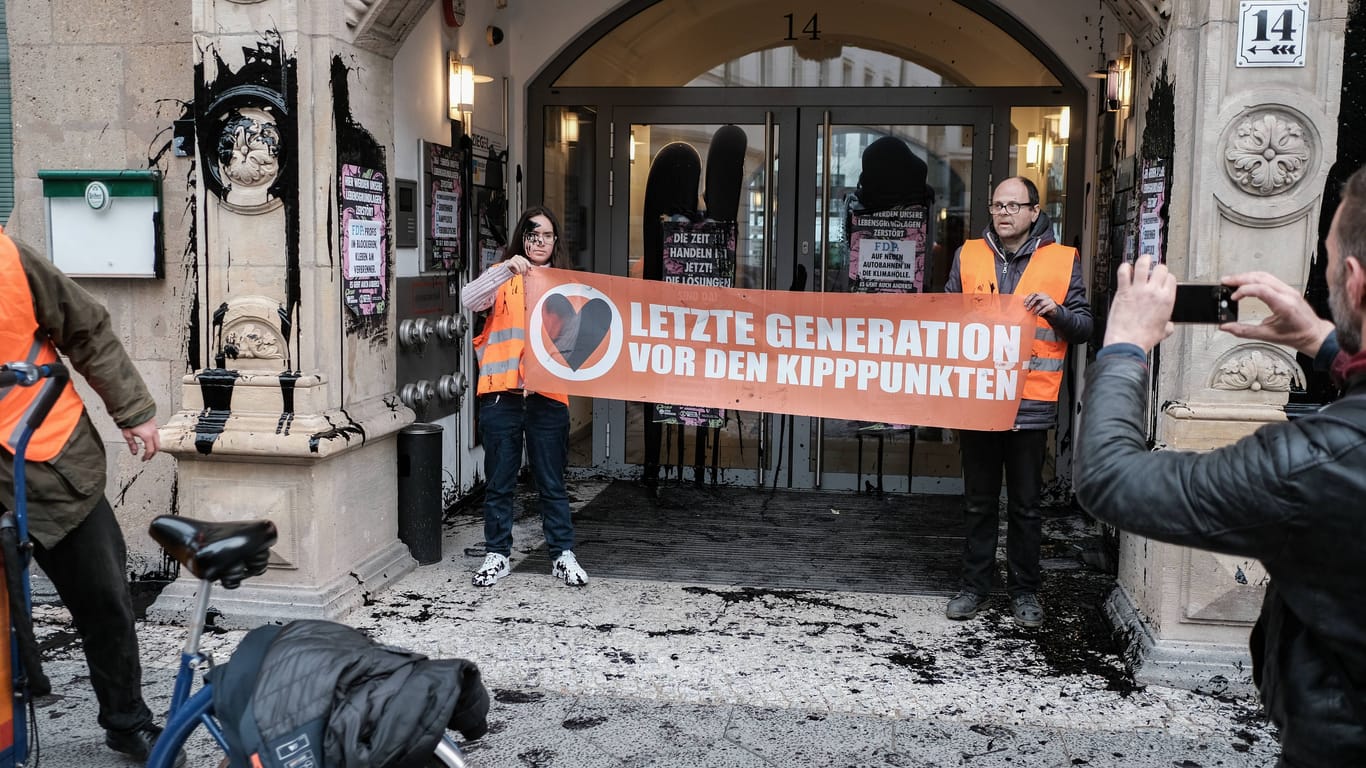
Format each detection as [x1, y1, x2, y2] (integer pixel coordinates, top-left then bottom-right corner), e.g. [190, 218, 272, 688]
[460, 206, 588, 588]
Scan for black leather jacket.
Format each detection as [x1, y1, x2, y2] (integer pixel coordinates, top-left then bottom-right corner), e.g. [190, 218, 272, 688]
[1076, 350, 1366, 767]
[210, 620, 490, 768]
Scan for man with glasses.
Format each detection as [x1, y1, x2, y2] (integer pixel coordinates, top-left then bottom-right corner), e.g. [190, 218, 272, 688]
[942, 176, 1093, 628]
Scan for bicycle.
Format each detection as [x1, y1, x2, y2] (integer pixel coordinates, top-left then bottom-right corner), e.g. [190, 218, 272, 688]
[1, 360, 476, 767]
[144, 515, 474, 767]
[0, 360, 66, 767]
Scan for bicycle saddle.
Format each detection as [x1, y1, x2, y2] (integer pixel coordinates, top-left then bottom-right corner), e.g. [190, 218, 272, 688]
[149, 515, 278, 589]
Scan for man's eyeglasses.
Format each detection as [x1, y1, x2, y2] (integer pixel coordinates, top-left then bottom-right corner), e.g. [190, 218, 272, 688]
[524, 232, 557, 246]
[988, 201, 1033, 215]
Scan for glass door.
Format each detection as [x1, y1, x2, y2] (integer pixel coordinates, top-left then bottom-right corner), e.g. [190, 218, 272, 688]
[601, 106, 796, 486]
[790, 107, 992, 493]
[596, 106, 990, 490]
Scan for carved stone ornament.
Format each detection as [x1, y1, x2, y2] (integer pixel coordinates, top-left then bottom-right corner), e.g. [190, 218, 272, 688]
[203, 84, 289, 214]
[222, 321, 283, 361]
[216, 296, 290, 371]
[1224, 110, 1311, 196]
[1210, 345, 1303, 393]
[218, 106, 282, 212]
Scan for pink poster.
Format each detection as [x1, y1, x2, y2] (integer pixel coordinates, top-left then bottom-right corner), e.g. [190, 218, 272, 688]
[340, 163, 388, 316]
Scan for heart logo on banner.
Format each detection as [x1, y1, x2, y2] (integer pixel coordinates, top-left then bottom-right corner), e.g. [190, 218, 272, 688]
[542, 294, 613, 371]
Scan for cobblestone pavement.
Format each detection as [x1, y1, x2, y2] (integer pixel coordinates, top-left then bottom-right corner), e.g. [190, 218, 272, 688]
[33, 478, 1279, 766]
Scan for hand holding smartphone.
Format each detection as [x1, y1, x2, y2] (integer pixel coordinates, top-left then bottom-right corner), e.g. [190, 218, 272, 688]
[1171, 283, 1238, 324]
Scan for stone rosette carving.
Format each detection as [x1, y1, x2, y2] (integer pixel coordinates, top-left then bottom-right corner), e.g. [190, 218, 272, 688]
[1223, 109, 1311, 196]
[1210, 345, 1303, 393]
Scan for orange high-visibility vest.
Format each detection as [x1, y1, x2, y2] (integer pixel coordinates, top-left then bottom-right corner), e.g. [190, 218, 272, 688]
[0, 232, 85, 462]
[959, 239, 1075, 402]
[472, 275, 568, 405]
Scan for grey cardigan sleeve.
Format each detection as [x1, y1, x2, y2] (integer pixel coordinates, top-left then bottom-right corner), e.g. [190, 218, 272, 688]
[1042, 253, 1093, 345]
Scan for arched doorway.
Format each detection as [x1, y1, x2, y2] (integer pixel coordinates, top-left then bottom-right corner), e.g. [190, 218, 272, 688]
[529, 0, 1086, 491]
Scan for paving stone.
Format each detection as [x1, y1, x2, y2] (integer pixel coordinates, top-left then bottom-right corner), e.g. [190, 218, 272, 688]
[29, 479, 1279, 766]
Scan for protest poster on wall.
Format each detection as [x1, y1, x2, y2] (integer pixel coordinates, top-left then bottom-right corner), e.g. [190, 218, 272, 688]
[848, 205, 929, 293]
[656, 218, 737, 426]
[1138, 158, 1167, 262]
[424, 142, 463, 272]
[523, 268, 1034, 432]
[340, 163, 387, 316]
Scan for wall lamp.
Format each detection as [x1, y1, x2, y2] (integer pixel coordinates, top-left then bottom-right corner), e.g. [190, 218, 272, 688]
[1025, 132, 1041, 168]
[561, 111, 579, 144]
[1104, 56, 1130, 112]
[448, 52, 493, 127]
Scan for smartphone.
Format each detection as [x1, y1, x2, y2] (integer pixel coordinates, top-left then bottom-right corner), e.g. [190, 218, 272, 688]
[1172, 283, 1238, 324]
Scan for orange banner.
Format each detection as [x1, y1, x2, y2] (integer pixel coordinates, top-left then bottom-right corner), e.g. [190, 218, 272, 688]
[523, 268, 1036, 431]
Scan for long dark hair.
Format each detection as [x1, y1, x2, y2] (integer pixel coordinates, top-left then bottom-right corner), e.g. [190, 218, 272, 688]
[509, 205, 572, 269]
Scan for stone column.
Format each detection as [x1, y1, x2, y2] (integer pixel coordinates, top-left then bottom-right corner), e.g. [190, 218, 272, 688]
[152, 0, 419, 626]
[1108, 1, 1349, 691]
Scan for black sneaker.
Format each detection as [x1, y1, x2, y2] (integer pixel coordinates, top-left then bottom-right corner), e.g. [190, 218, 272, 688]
[1011, 592, 1045, 628]
[106, 723, 186, 766]
[945, 591, 987, 620]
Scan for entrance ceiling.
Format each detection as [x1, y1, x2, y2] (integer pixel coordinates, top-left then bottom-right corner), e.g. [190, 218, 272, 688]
[555, 0, 1060, 87]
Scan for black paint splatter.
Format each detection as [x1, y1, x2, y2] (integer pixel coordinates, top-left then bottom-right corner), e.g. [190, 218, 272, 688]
[331, 55, 390, 341]
[196, 31, 301, 369]
[194, 368, 240, 455]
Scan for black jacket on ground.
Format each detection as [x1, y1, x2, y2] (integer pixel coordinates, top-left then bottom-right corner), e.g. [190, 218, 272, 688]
[210, 619, 490, 768]
[1076, 349, 1366, 767]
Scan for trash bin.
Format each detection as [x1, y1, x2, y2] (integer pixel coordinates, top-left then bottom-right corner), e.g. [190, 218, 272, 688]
[397, 423, 443, 565]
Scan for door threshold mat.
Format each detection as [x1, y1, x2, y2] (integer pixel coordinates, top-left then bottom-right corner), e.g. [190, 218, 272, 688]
[515, 480, 964, 595]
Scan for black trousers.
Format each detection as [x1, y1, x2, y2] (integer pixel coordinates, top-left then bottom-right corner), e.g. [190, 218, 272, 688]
[31, 496, 153, 733]
[956, 429, 1048, 597]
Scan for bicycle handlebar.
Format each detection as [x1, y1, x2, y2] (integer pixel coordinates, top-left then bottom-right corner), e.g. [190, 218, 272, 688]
[0, 362, 71, 435]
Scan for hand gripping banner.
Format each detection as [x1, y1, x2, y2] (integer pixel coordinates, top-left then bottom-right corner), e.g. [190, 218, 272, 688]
[523, 268, 1037, 431]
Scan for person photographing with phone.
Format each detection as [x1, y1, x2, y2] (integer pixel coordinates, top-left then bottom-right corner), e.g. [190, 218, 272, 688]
[1075, 165, 1366, 766]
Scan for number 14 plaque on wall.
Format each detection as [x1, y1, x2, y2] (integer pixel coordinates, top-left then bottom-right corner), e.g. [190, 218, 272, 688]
[1237, 1, 1307, 68]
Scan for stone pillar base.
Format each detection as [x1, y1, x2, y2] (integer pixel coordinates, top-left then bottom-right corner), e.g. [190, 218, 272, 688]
[1105, 585, 1256, 697]
[148, 539, 414, 629]
[153, 369, 417, 629]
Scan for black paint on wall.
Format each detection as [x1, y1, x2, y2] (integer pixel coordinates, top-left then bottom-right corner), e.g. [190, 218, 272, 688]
[308, 410, 367, 454]
[154, 99, 203, 373]
[278, 371, 301, 435]
[1299, 1, 1366, 406]
[1141, 63, 1174, 266]
[195, 31, 302, 370]
[211, 301, 229, 369]
[331, 55, 390, 340]
[194, 368, 240, 455]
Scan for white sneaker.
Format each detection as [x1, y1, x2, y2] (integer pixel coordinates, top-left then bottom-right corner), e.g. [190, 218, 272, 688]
[472, 552, 510, 587]
[551, 551, 588, 586]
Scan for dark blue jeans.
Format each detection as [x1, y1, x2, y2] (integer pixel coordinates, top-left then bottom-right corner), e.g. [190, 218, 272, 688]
[956, 428, 1047, 597]
[478, 392, 574, 559]
[31, 496, 154, 733]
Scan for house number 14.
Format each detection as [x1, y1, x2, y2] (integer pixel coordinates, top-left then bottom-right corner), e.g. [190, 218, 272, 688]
[783, 13, 820, 41]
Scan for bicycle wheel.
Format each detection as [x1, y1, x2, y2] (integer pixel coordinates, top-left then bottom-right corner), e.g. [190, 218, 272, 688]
[426, 735, 468, 767]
